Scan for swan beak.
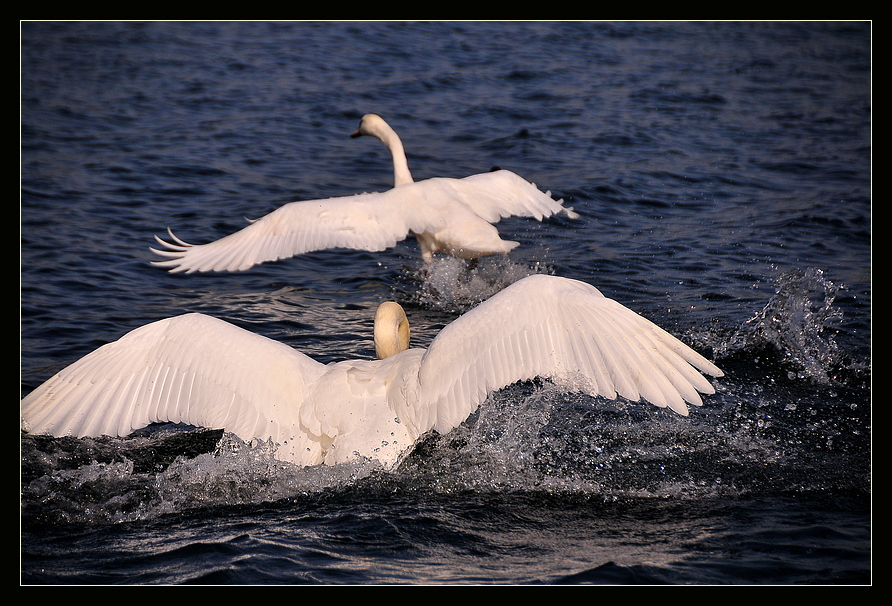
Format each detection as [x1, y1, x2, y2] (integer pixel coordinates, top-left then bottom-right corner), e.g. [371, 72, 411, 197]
[350, 128, 362, 139]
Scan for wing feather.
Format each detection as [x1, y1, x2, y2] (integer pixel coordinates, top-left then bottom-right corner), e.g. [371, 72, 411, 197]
[441, 170, 578, 222]
[21, 313, 328, 465]
[151, 171, 577, 273]
[151, 191, 429, 274]
[410, 275, 722, 434]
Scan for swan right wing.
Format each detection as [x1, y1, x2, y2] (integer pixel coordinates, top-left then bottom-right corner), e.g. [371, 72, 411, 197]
[151, 191, 434, 273]
[436, 169, 579, 222]
[21, 313, 329, 465]
[396, 274, 723, 436]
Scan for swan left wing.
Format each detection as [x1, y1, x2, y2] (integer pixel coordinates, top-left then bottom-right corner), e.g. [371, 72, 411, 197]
[397, 274, 723, 436]
[151, 191, 429, 273]
[433, 169, 579, 223]
[21, 313, 329, 465]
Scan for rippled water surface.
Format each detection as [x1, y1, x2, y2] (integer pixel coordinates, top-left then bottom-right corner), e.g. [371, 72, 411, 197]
[21, 21, 871, 584]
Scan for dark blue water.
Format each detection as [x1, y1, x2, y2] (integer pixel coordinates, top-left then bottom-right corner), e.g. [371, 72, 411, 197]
[21, 21, 871, 584]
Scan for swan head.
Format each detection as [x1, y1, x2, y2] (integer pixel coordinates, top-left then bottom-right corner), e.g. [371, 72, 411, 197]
[374, 301, 410, 359]
[350, 114, 392, 140]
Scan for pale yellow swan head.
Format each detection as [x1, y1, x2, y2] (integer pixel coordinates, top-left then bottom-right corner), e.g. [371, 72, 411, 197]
[374, 301, 410, 359]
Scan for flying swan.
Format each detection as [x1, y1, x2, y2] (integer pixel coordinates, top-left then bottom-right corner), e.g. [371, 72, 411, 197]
[20, 275, 723, 469]
[150, 114, 578, 272]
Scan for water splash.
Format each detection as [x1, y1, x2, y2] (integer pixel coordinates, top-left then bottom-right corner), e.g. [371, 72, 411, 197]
[411, 255, 552, 312]
[20, 428, 383, 525]
[20, 384, 810, 526]
[396, 384, 558, 492]
[720, 267, 845, 384]
[150, 434, 381, 513]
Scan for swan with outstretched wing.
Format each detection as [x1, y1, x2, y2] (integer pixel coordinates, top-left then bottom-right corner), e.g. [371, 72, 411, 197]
[21, 275, 722, 469]
[151, 114, 577, 272]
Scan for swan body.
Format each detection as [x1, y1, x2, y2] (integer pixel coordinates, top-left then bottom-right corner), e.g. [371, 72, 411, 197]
[151, 114, 578, 272]
[21, 275, 723, 469]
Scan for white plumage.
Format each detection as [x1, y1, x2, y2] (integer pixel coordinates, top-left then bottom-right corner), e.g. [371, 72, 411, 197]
[20, 275, 723, 469]
[150, 114, 578, 272]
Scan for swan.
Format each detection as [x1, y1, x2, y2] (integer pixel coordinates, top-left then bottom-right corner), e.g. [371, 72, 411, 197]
[20, 275, 723, 469]
[150, 114, 578, 272]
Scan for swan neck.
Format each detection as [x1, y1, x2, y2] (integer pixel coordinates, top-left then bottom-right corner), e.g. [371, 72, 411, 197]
[381, 131, 413, 186]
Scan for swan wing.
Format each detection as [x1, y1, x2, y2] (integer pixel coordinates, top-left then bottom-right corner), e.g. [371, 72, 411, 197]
[21, 313, 329, 465]
[399, 274, 723, 435]
[151, 171, 575, 274]
[433, 169, 579, 223]
[151, 191, 434, 273]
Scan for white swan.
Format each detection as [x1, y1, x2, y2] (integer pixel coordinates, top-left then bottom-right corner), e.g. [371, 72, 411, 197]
[20, 275, 723, 469]
[150, 114, 578, 272]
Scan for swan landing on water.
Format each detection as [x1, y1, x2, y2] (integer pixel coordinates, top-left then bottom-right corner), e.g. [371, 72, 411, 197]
[21, 275, 723, 469]
[150, 114, 578, 273]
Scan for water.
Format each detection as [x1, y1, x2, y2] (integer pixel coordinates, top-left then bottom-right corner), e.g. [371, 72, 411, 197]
[20, 21, 871, 584]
